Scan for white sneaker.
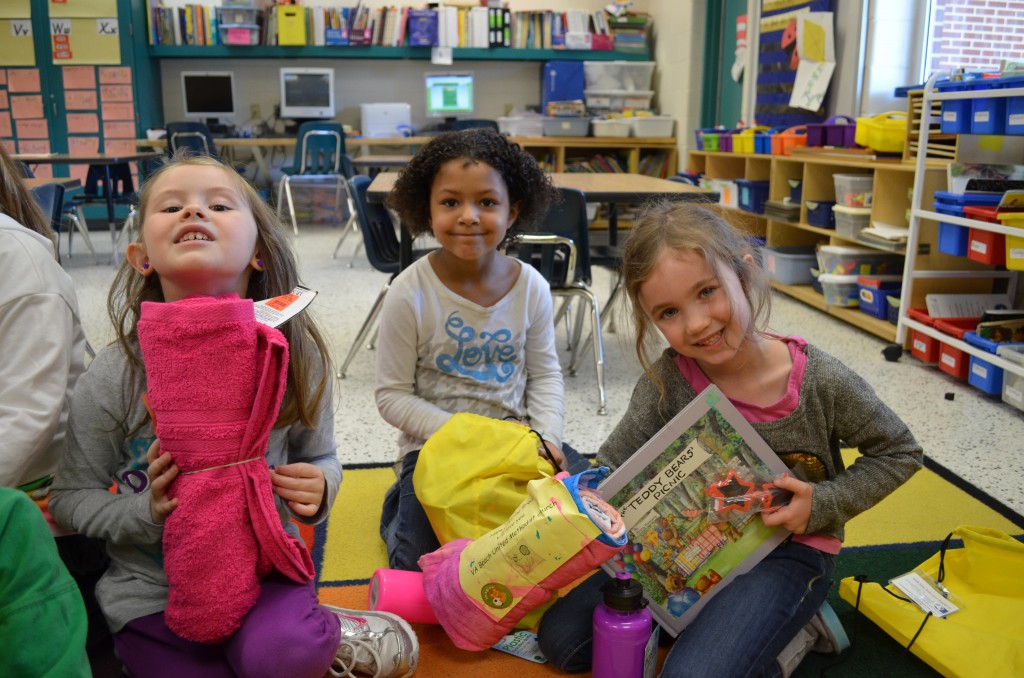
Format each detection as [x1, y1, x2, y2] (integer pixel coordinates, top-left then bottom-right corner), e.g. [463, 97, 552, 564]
[775, 602, 850, 677]
[324, 605, 419, 678]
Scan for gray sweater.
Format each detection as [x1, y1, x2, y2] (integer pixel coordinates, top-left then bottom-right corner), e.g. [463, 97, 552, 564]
[597, 344, 922, 542]
[50, 344, 342, 633]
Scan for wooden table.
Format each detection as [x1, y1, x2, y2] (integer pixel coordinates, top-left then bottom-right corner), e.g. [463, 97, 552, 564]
[15, 151, 163, 263]
[367, 172, 718, 269]
[21, 177, 82, 190]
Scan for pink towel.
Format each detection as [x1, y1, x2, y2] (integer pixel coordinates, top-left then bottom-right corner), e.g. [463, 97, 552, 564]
[418, 471, 626, 651]
[138, 295, 313, 644]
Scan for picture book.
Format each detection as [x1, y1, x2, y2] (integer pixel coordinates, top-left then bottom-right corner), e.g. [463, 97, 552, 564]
[598, 385, 791, 637]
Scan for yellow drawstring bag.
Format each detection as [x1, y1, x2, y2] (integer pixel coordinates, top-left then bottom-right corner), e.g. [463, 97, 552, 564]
[839, 525, 1024, 677]
[413, 413, 556, 544]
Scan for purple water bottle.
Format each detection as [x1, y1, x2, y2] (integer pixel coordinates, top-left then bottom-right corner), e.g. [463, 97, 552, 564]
[592, 571, 656, 678]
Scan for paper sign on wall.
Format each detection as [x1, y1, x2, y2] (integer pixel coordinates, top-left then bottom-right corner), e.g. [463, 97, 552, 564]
[99, 66, 131, 84]
[16, 118, 49, 139]
[18, 139, 51, 155]
[103, 120, 135, 138]
[65, 89, 98, 110]
[0, 111, 12, 138]
[10, 95, 43, 119]
[102, 102, 134, 121]
[8, 68, 40, 92]
[789, 12, 835, 112]
[0, 91, 8, 109]
[50, 17, 121, 64]
[68, 135, 100, 156]
[49, 0, 118, 19]
[0, 20, 35, 67]
[64, 65, 96, 89]
[68, 113, 100, 134]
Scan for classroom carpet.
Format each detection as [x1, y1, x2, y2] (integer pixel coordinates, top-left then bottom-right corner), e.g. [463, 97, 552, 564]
[300, 453, 1024, 678]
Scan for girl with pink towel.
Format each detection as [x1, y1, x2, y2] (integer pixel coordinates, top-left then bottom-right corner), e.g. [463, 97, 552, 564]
[50, 155, 417, 678]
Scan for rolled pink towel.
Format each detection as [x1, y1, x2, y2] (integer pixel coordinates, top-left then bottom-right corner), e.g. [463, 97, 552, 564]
[418, 469, 626, 651]
[138, 294, 313, 644]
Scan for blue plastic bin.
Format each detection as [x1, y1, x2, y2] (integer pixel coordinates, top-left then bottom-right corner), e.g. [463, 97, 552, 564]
[806, 200, 837, 229]
[933, 191, 1004, 257]
[857, 275, 902, 320]
[788, 178, 803, 204]
[935, 79, 974, 134]
[736, 179, 770, 214]
[969, 80, 1006, 135]
[1002, 75, 1024, 134]
[963, 332, 1024, 395]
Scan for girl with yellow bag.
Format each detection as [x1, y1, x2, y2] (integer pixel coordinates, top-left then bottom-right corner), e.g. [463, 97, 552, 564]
[376, 130, 589, 572]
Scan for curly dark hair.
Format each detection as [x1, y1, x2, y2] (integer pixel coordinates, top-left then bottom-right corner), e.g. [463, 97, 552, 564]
[386, 128, 558, 248]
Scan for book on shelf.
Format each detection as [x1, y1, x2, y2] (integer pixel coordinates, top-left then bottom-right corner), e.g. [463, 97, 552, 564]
[407, 9, 437, 47]
[598, 385, 791, 637]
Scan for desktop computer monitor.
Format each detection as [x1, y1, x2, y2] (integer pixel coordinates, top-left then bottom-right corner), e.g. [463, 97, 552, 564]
[425, 71, 474, 128]
[279, 67, 335, 128]
[181, 71, 236, 130]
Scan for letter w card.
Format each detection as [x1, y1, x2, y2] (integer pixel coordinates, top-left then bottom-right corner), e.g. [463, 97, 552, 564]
[599, 385, 790, 637]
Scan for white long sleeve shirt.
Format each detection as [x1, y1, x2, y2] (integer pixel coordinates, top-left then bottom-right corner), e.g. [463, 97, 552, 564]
[375, 255, 565, 458]
[0, 213, 86, 490]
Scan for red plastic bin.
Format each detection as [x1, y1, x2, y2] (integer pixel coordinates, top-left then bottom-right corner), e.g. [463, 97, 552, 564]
[963, 205, 1006, 266]
[906, 308, 940, 363]
[934, 317, 979, 381]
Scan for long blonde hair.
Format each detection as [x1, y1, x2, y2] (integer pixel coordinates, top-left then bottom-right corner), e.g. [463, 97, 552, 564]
[622, 202, 772, 395]
[0, 143, 57, 254]
[108, 152, 333, 428]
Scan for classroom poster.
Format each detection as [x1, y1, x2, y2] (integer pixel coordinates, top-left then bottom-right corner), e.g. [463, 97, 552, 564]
[50, 16, 121, 64]
[1, 19, 36, 67]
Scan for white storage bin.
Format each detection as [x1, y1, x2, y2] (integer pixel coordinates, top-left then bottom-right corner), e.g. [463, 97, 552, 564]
[584, 89, 654, 112]
[497, 116, 544, 137]
[584, 61, 655, 91]
[630, 115, 674, 137]
[833, 173, 874, 207]
[833, 204, 872, 241]
[591, 119, 631, 137]
[997, 345, 1024, 412]
[542, 117, 590, 137]
[817, 274, 861, 307]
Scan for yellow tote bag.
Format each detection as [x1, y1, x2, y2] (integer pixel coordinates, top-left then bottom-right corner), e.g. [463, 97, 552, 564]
[839, 525, 1024, 677]
[413, 413, 556, 544]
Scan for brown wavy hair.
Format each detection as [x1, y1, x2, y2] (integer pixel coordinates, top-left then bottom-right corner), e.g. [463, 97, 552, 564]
[0, 143, 57, 254]
[108, 152, 333, 428]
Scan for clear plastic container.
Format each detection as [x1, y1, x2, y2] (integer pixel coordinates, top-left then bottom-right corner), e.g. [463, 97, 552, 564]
[591, 119, 631, 137]
[584, 89, 654, 112]
[817, 274, 861, 307]
[833, 173, 874, 207]
[763, 246, 817, 285]
[542, 117, 590, 137]
[583, 61, 655, 91]
[997, 345, 1024, 412]
[816, 245, 904, 276]
[833, 204, 872, 241]
[629, 116, 674, 137]
[497, 116, 544, 137]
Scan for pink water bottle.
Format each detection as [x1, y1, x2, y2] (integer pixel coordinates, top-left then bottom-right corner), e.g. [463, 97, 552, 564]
[592, 571, 655, 678]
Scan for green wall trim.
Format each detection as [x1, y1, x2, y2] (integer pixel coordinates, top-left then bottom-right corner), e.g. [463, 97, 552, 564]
[147, 45, 651, 61]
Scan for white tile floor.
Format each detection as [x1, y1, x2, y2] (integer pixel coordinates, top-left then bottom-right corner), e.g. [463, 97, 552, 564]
[62, 223, 1024, 518]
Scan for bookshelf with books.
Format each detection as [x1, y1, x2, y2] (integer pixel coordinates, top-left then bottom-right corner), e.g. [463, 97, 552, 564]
[144, 2, 651, 61]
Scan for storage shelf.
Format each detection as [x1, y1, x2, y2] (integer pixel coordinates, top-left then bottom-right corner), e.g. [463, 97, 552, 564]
[148, 45, 651, 61]
[770, 282, 897, 342]
[896, 70, 1024, 397]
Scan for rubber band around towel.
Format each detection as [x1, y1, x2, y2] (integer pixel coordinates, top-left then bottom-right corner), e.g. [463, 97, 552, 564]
[179, 456, 266, 476]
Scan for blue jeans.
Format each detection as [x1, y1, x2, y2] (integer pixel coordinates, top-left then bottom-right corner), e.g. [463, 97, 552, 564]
[380, 444, 592, 572]
[536, 540, 834, 677]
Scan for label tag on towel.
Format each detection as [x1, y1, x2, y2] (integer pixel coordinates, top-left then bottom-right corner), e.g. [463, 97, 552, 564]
[254, 286, 317, 328]
[492, 630, 547, 663]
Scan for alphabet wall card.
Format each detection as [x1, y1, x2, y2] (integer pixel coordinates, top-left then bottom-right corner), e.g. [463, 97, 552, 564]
[0, 20, 35, 66]
[63, 65, 97, 90]
[50, 16, 121, 65]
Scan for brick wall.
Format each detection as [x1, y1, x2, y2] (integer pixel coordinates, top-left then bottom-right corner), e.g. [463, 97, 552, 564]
[929, 0, 1024, 71]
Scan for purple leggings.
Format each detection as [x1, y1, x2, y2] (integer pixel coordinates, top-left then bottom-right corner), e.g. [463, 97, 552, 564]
[113, 575, 339, 678]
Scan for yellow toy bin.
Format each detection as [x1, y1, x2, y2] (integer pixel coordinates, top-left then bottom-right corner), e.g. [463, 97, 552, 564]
[854, 112, 907, 154]
[731, 127, 769, 154]
[997, 211, 1024, 271]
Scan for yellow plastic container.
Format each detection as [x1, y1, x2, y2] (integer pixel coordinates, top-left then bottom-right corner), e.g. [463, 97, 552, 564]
[731, 126, 769, 154]
[854, 112, 907, 154]
[997, 211, 1024, 271]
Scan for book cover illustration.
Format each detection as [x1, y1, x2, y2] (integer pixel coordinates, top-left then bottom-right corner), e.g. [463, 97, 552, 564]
[599, 385, 791, 637]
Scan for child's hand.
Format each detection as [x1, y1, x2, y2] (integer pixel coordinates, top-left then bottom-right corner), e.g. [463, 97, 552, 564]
[146, 439, 179, 525]
[759, 474, 813, 534]
[271, 463, 326, 517]
[541, 440, 567, 472]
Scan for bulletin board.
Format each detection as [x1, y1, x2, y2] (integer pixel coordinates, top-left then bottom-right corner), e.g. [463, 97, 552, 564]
[0, 1, 34, 67]
[755, 0, 832, 128]
[49, 0, 121, 65]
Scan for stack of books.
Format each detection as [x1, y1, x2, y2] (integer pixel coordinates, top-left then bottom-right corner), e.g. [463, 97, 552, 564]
[608, 12, 649, 54]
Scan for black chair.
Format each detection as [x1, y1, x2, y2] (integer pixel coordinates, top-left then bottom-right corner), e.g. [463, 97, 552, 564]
[336, 175, 432, 378]
[165, 121, 222, 160]
[276, 121, 352, 237]
[510, 187, 607, 415]
[29, 182, 65, 260]
[451, 119, 500, 132]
